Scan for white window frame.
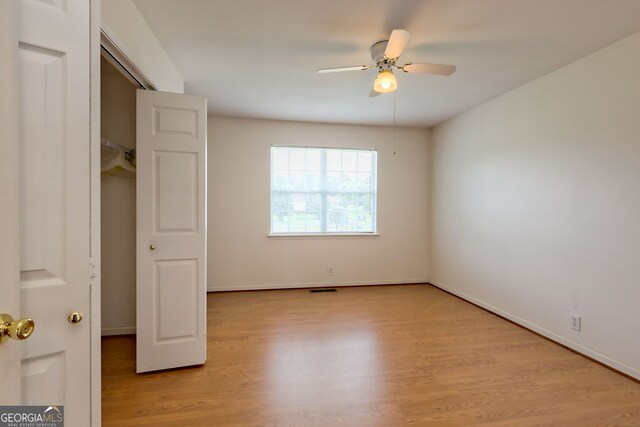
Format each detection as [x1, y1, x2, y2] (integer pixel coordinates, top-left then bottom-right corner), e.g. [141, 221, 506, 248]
[269, 146, 378, 237]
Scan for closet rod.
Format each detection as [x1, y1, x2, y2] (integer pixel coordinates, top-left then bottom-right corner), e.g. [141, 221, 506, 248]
[101, 137, 132, 154]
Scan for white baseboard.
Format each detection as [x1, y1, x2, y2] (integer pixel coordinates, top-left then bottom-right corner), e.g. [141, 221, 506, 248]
[101, 326, 135, 336]
[428, 280, 639, 380]
[208, 279, 429, 293]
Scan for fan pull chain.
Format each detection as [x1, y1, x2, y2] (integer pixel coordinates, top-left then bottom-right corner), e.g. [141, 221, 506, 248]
[393, 94, 397, 155]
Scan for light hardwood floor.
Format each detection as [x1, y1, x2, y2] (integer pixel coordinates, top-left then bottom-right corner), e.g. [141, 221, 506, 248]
[102, 284, 640, 426]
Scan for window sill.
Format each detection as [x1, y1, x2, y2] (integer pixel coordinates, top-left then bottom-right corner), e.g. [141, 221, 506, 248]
[267, 233, 380, 239]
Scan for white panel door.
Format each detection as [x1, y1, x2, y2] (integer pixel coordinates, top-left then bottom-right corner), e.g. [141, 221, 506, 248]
[0, 0, 92, 424]
[137, 90, 207, 373]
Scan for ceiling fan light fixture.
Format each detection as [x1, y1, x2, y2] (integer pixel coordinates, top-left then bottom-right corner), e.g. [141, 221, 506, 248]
[374, 69, 397, 93]
[316, 29, 456, 97]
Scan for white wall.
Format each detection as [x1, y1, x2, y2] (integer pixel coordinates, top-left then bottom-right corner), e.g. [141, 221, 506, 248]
[430, 32, 640, 378]
[101, 0, 183, 93]
[208, 117, 431, 291]
[100, 57, 137, 335]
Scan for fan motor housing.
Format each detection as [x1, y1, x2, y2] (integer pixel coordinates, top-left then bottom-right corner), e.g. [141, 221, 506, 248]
[370, 40, 389, 63]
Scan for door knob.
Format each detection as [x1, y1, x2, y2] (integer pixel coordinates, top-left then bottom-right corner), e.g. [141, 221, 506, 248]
[68, 312, 83, 324]
[0, 313, 35, 345]
[149, 244, 156, 250]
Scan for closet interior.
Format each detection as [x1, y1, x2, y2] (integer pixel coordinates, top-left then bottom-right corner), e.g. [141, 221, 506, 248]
[100, 55, 138, 336]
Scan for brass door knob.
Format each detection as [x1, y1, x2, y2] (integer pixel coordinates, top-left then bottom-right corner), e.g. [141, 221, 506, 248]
[149, 244, 156, 250]
[0, 313, 35, 345]
[68, 312, 83, 324]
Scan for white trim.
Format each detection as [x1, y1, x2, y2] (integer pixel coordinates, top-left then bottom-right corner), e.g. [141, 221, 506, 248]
[267, 233, 380, 239]
[208, 279, 429, 292]
[272, 145, 377, 152]
[100, 29, 156, 90]
[0, 0, 22, 402]
[429, 280, 640, 380]
[101, 326, 136, 336]
[90, 1, 102, 425]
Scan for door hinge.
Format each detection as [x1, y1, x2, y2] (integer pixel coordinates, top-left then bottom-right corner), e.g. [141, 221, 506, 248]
[89, 262, 97, 279]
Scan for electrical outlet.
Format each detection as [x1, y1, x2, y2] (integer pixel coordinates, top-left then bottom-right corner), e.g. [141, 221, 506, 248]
[327, 266, 335, 276]
[570, 314, 581, 331]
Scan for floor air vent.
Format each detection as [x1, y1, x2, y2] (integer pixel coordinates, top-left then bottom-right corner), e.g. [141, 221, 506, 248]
[309, 288, 337, 293]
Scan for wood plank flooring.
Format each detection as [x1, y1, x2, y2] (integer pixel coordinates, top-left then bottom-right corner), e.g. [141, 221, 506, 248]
[102, 284, 640, 426]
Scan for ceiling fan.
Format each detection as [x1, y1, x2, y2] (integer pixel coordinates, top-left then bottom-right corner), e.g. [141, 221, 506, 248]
[317, 29, 456, 97]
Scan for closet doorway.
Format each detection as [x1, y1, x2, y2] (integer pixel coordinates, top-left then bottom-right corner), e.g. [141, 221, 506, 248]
[99, 48, 208, 374]
[100, 55, 138, 337]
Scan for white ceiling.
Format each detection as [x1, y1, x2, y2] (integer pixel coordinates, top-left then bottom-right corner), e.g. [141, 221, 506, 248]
[133, 0, 640, 127]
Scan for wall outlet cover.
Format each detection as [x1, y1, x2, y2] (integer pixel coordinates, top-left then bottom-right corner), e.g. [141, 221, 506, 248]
[570, 313, 581, 331]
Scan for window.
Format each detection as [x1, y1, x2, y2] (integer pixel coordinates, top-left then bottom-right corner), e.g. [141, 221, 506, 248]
[271, 146, 377, 234]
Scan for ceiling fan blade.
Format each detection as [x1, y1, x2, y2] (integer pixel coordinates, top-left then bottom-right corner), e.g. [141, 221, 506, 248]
[317, 65, 370, 74]
[384, 29, 412, 59]
[402, 63, 456, 76]
[369, 88, 382, 97]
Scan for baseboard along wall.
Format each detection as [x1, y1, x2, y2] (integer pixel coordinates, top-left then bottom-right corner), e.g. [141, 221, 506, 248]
[428, 280, 639, 381]
[207, 279, 430, 292]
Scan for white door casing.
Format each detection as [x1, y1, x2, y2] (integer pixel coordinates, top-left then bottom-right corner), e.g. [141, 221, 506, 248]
[0, 0, 92, 424]
[136, 90, 207, 373]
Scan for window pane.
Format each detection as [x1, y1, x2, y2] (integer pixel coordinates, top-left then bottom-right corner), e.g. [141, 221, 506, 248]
[289, 149, 306, 170]
[338, 172, 358, 192]
[306, 193, 321, 211]
[342, 150, 358, 172]
[289, 171, 304, 190]
[304, 211, 321, 232]
[306, 149, 321, 171]
[326, 150, 342, 172]
[272, 214, 290, 233]
[358, 151, 372, 172]
[326, 193, 374, 232]
[272, 149, 289, 170]
[272, 170, 291, 191]
[288, 212, 306, 231]
[290, 193, 306, 211]
[325, 171, 340, 192]
[356, 172, 372, 192]
[272, 192, 291, 212]
[329, 175, 368, 191]
[305, 171, 321, 191]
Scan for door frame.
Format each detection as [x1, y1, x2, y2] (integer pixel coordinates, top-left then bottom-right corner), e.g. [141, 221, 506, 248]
[90, 0, 102, 425]
[2, 0, 101, 422]
[92, 5, 160, 422]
